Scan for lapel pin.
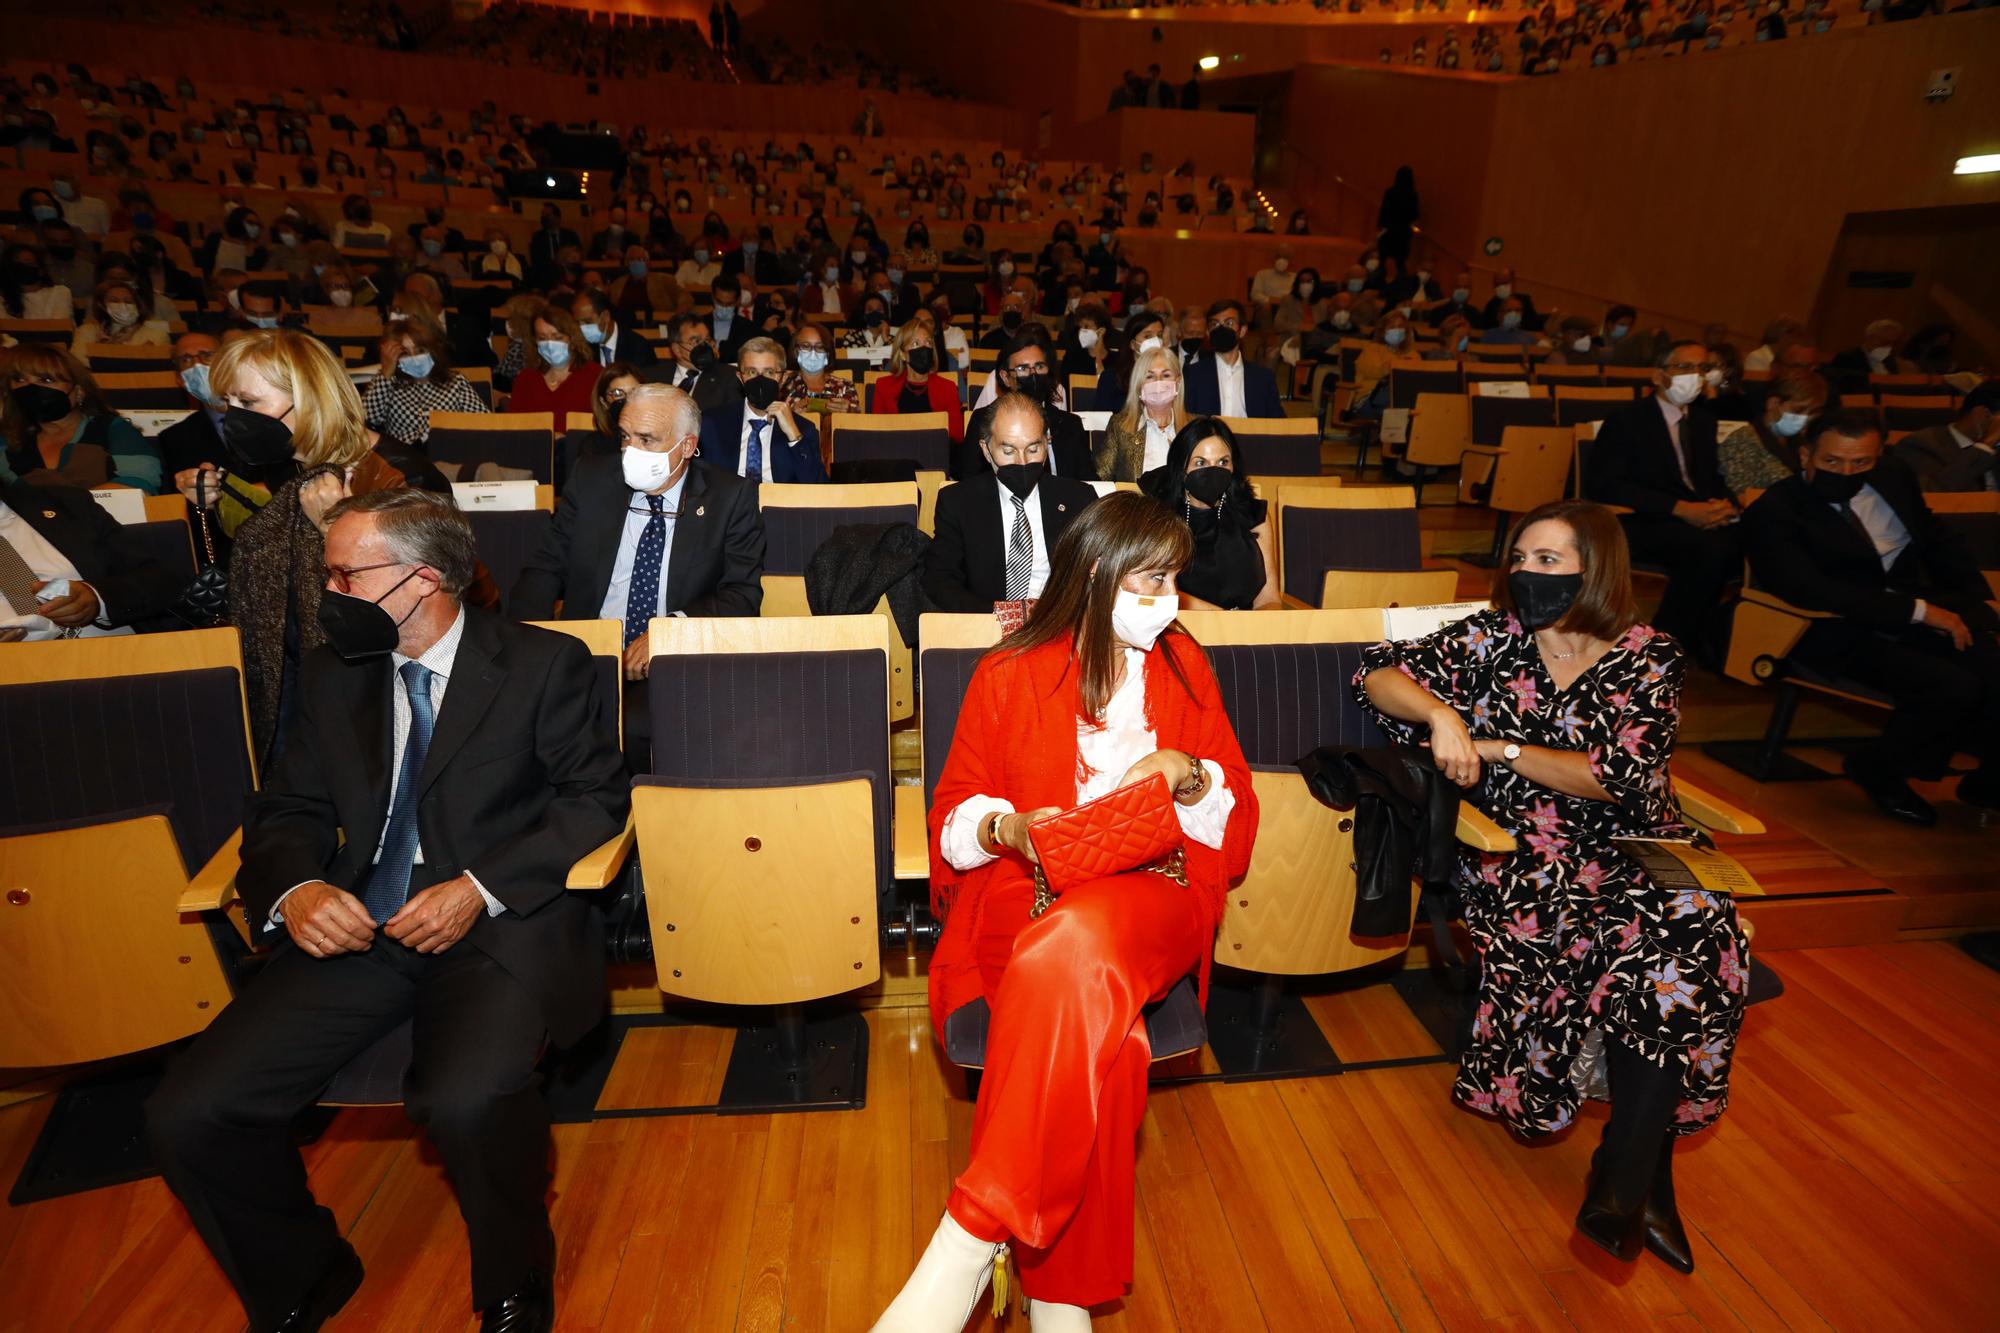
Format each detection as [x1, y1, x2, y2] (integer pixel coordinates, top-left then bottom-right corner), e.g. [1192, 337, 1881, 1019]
[42, 510, 58, 519]
[696, 505, 705, 517]
[1057, 503, 1067, 513]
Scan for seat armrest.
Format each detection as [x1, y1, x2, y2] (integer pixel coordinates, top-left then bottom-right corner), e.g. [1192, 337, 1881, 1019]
[178, 828, 242, 913]
[1739, 586, 1838, 620]
[1674, 779, 1765, 836]
[1454, 806, 1516, 853]
[565, 812, 636, 891]
[1280, 591, 1316, 610]
[1460, 443, 1505, 457]
[893, 785, 929, 880]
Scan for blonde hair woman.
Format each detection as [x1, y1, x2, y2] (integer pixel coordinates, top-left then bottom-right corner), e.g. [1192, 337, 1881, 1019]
[868, 316, 964, 440]
[1094, 345, 1187, 481]
[178, 329, 497, 766]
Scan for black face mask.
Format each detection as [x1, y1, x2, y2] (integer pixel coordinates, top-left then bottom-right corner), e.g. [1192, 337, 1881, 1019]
[689, 342, 718, 372]
[10, 383, 73, 425]
[1000, 310, 1023, 333]
[315, 568, 419, 662]
[7, 261, 44, 287]
[1508, 570, 1584, 629]
[993, 460, 1046, 500]
[1182, 464, 1234, 506]
[906, 346, 937, 375]
[218, 404, 296, 467]
[1011, 370, 1051, 403]
[1807, 467, 1868, 505]
[1207, 325, 1240, 355]
[743, 374, 780, 411]
[864, 310, 886, 329]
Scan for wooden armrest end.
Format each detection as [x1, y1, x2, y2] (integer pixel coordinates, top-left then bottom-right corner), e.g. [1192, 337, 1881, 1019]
[1454, 805, 1516, 853]
[893, 785, 929, 880]
[566, 812, 637, 891]
[1675, 779, 1766, 836]
[179, 828, 243, 913]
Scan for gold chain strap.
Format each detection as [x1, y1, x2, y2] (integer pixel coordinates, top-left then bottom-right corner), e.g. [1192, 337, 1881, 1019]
[1030, 846, 1186, 919]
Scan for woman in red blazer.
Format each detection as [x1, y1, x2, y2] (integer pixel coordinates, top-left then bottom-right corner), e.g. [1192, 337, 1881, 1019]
[872, 494, 1258, 1331]
[868, 322, 964, 441]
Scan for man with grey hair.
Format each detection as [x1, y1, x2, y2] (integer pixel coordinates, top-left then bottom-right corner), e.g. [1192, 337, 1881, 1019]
[1829, 318, 1913, 395]
[696, 335, 827, 483]
[513, 382, 765, 766]
[148, 488, 628, 1333]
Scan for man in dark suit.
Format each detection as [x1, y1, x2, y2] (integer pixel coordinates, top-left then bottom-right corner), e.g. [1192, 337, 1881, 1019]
[585, 204, 634, 261]
[571, 289, 658, 373]
[720, 227, 786, 286]
[1824, 318, 1913, 397]
[158, 331, 227, 479]
[1582, 339, 1742, 654]
[146, 490, 627, 1333]
[1743, 410, 2000, 825]
[923, 392, 1097, 612]
[647, 312, 745, 414]
[1890, 382, 2000, 492]
[696, 337, 828, 483]
[0, 478, 182, 641]
[1181, 300, 1283, 418]
[1478, 267, 1541, 332]
[1422, 271, 1485, 329]
[956, 326, 1098, 481]
[527, 203, 580, 289]
[512, 383, 765, 766]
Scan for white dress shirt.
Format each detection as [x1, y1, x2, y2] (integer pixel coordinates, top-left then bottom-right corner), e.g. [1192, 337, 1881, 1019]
[941, 646, 1235, 871]
[598, 467, 689, 623]
[1839, 482, 1927, 624]
[1141, 414, 1176, 474]
[269, 608, 504, 927]
[0, 499, 124, 640]
[1656, 397, 1694, 490]
[737, 406, 801, 480]
[712, 305, 736, 343]
[996, 481, 1053, 600]
[1215, 354, 1247, 418]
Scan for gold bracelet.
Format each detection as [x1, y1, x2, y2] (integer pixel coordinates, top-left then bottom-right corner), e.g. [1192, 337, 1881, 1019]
[1175, 758, 1209, 802]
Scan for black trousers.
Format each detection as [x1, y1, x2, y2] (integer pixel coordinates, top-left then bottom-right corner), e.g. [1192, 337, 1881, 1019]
[146, 936, 553, 1325]
[1795, 605, 2000, 779]
[1618, 513, 1741, 649]
[621, 677, 651, 776]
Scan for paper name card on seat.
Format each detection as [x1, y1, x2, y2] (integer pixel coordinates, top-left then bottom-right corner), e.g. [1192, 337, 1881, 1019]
[451, 480, 539, 512]
[848, 344, 895, 364]
[89, 487, 148, 525]
[1383, 601, 1491, 641]
[1379, 408, 1410, 444]
[120, 408, 193, 437]
[1086, 480, 1122, 498]
[1075, 410, 1111, 432]
[1477, 381, 1532, 399]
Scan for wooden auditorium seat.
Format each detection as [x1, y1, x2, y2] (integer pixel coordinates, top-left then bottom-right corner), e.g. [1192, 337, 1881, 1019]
[1271, 485, 1428, 609]
[424, 410, 556, 483]
[824, 409, 953, 477]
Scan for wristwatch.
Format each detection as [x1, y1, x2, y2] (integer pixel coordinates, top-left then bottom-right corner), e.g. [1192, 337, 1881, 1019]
[1501, 742, 1523, 766]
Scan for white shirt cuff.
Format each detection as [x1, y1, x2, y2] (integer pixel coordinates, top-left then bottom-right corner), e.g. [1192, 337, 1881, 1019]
[268, 880, 314, 929]
[942, 795, 1015, 872]
[1174, 760, 1235, 851]
[467, 871, 506, 917]
[1912, 598, 1927, 625]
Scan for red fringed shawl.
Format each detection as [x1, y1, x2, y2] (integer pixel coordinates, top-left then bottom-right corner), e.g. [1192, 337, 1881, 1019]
[925, 631, 1259, 1036]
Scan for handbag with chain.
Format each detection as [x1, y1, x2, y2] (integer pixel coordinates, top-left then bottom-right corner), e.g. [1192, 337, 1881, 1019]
[1026, 773, 1187, 918]
[169, 473, 231, 629]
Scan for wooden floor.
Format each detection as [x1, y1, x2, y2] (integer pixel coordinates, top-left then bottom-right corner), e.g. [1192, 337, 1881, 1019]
[3, 941, 1996, 1332]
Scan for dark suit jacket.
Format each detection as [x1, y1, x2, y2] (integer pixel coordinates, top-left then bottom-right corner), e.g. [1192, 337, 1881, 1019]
[1890, 423, 2000, 493]
[697, 403, 828, 484]
[643, 360, 745, 414]
[1181, 354, 1284, 419]
[157, 404, 224, 478]
[0, 480, 183, 628]
[921, 474, 1098, 611]
[236, 609, 629, 1044]
[953, 403, 1098, 482]
[1583, 397, 1728, 516]
[719, 248, 786, 285]
[1422, 297, 1485, 330]
[597, 321, 659, 371]
[1825, 346, 1884, 397]
[510, 456, 765, 621]
[1741, 459, 1991, 635]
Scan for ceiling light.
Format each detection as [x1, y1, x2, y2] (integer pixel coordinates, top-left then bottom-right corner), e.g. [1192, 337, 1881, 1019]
[1954, 154, 2000, 175]
[1199, 55, 1221, 71]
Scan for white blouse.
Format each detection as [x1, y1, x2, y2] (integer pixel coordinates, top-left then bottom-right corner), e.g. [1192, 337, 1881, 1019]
[942, 646, 1235, 872]
[1141, 414, 1175, 474]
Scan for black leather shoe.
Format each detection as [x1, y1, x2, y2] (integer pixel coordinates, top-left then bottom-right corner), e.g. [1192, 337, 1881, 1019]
[1643, 1137, 1695, 1273]
[1843, 757, 1937, 827]
[479, 1273, 554, 1333]
[1576, 1147, 1645, 1263]
[266, 1244, 363, 1333]
[1958, 771, 2000, 812]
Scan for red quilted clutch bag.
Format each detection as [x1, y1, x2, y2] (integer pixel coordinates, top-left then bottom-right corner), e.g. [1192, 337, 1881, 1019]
[1027, 773, 1187, 917]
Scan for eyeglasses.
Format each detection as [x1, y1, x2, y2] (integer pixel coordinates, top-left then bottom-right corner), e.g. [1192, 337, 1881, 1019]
[326, 560, 409, 594]
[1662, 360, 1716, 374]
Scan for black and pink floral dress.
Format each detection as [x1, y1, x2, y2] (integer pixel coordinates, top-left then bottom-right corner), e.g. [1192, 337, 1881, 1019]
[1355, 609, 1748, 1139]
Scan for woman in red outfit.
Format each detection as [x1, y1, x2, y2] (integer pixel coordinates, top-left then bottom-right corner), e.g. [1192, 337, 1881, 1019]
[873, 492, 1258, 1332]
[868, 321, 965, 441]
[506, 306, 600, 423]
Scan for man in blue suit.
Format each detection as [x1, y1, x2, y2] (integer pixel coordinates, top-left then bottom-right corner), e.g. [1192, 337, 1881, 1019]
[1181, 299, 1284, 418]
[696, 336, 828, 483]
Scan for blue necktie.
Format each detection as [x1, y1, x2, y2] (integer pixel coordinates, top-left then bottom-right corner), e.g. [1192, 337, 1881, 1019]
[364, 661, 435, 926]
[746, 418, 768, 483]
[624, 493, 666, 648]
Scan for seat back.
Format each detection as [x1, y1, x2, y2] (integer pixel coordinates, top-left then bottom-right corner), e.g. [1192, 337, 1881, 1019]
[1554, 384, 1636, 427]
[87, 344, 176, 373]
[96, 371, 188, 411]
[827, 410, 952, 472]
[756, 481, 921, 576]
[917, 613, 1003, 808]
[126, 517, 198, 587]
[1388, 362, 1464, 410]
[1275, 486, 1422, 606]
[1216, 415, 1320, 476]
[527, 619, 624, 745]
[1470, 392, 1557, 446]
[646, 615, 893, 910]
[471, 508, 554, 616]
[425, 411, 556, 483]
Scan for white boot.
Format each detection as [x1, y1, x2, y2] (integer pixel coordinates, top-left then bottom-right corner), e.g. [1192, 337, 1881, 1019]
[870, 1212, 1006, 1332]
[1027, 1298, 1093, 1330]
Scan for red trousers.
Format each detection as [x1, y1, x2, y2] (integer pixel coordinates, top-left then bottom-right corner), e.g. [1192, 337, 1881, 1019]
[945, 872, 1208, 1308]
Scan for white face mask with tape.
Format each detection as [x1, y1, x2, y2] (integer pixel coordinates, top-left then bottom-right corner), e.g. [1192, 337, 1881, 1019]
[1111, 587, 1178, 651]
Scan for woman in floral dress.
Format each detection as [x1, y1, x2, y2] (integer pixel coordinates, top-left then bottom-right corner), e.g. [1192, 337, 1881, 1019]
[1356, 499, 1748, 1275]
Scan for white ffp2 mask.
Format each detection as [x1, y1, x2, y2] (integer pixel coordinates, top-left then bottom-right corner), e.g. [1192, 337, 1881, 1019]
[1111, 588, 1178, 651]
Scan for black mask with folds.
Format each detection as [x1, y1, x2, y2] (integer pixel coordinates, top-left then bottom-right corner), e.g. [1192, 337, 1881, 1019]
[1806, 467, 1868, 505]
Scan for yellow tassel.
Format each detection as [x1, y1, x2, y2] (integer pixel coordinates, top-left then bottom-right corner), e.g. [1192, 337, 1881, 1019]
[991, 1244, 1010, 1319]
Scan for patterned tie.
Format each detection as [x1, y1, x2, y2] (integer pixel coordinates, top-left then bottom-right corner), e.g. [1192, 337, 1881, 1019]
[0, 531, 40, 615]
[746, 417, 768, 484]
[1006, 493, 1032, 601]
[624, 493, 667, 648]
[364, 662, 435, 926]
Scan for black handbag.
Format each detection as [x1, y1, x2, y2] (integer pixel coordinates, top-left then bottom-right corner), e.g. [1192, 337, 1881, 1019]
[170, 476, 231, 629]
